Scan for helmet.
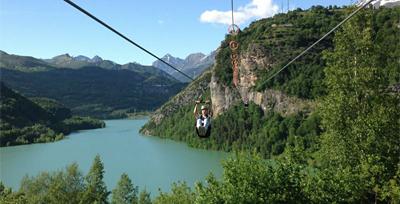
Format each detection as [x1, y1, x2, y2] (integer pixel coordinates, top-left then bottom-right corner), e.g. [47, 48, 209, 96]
[201, 105, 208, 110]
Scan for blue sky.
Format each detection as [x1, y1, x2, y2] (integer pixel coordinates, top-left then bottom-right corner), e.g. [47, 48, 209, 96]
[0, 0, 353, 65]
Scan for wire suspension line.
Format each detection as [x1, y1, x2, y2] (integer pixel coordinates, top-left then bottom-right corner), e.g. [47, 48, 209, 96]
[231, 0, 234, 26]
[64, 0, 194, 81]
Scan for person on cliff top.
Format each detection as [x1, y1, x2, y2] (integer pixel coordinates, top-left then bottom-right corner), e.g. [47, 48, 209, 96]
[194, 99, 212, 138]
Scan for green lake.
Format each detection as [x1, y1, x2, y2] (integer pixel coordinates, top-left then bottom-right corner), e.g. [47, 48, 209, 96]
[0, 119, 228, 196]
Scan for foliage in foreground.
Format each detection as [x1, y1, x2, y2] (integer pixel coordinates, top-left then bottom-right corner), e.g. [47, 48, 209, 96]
[1, 149, 398, 203]
[316, 8, 400, 203]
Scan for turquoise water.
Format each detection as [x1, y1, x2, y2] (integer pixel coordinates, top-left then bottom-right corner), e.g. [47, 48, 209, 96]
[0, 119, 228, 196]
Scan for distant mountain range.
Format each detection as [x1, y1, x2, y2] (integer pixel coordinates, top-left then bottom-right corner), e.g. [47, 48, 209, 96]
[44, 53, 119, 70]
[0, 50, 215, 82]
[152, 51, 216, 82]
[0, 50, 54, 72]
[0, 51, 186, 118]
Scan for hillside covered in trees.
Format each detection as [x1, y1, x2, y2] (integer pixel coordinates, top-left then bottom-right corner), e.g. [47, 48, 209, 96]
[0, 51, 186, 118]
[140, 5, 400, 203]
[0, 83, 105, 146]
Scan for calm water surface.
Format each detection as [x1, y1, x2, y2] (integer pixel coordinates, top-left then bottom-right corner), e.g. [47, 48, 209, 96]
[0, 119, 228, 196]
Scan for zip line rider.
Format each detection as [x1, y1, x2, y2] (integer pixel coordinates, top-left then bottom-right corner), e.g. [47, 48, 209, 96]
[194, 98, 212, 137]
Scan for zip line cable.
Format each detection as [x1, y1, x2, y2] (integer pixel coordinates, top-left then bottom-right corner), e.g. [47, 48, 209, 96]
[63, 0, 194, 81]
[264, 0, 375, 83]
[231, 0, 234, 26]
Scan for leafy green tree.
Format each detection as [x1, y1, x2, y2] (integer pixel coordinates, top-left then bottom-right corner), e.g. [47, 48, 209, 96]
[17, 163, 84, 204]
[0, 182, 27, 203]
[318, 9, 400, 203]
[138, 189, 152, 204]
[195, 152, 310, 203]
[112, 173, 138, 204]
[81, 155, 110, 204]
[194, 174, 223, 204]
[154, 182, 194, 204]
[64, 163, 85, 203]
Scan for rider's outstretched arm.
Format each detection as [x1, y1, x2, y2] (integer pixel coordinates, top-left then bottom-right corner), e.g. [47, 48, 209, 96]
[194, 102, 199, 119]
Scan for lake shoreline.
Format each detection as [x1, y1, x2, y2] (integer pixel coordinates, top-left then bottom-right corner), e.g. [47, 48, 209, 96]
[0, 119, 228, 196]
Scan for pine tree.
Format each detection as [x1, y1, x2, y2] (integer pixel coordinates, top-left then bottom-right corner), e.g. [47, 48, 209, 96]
[81, 155, 110, 204]
[112, 173, 138, 204]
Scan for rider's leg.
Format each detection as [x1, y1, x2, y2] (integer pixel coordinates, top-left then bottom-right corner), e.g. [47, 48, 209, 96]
[203, 117, 210, 129]
[196, 118, 202, 128]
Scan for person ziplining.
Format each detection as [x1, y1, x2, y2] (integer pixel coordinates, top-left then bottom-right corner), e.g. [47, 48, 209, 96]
[192, 0, 237, 138]
[193, 97, 212, 138]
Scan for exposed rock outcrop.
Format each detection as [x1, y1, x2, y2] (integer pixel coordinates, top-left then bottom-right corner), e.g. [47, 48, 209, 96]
[210, 43, 314, 117]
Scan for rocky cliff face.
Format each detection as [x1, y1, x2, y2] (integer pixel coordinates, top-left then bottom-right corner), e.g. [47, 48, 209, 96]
[210, 43, 314, 117]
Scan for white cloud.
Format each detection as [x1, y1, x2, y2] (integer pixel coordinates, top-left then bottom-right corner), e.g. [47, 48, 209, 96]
[200, 0, 279, 25]
[157, 20, 164, 25]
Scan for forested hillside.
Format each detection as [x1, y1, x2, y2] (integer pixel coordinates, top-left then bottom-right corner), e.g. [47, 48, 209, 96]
[142, 6, 347, 155]
[0, 52, 186, 118]
[215, 5, 346, 99]
[0, 83, 105, 146]
[140, 6, 400, 202]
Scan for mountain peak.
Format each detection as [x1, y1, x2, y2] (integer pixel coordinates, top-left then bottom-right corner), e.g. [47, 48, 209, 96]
[0, 50, 8, 55]
[54, 53, 72, 59]
[74, 55, 91, 62]
[163, 54, 175, 61]
[184, 53, 206, 64]
[71, 55, 103, 63]
[91, 55, 103, 63]
[47, 54, 106, 66]
[51, 54, 73, 63]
